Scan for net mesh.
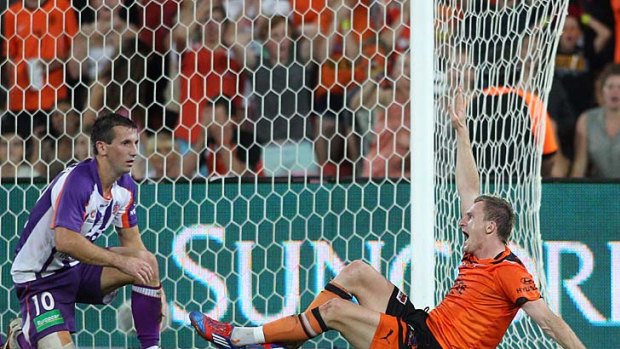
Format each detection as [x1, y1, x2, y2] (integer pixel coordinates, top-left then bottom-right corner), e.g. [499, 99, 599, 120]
[434, 0, 567, 348]
[0, 0, 566, 347]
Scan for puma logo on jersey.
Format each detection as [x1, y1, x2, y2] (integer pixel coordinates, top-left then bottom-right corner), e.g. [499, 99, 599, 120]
[380, 329, 394, 343]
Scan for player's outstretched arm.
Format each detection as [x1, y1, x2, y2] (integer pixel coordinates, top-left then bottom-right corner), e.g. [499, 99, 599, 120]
[521, 299, 586, 349]
[451, 90, 480, 215]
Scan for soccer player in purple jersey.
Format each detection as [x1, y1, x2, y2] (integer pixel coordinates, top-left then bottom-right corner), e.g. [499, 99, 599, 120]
[3, 114, 163, 349]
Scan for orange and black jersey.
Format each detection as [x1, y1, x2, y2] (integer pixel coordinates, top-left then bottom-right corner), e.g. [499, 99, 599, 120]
[427, 247, 541, 349]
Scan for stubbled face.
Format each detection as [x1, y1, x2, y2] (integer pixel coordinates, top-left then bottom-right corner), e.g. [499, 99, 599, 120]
[459, 201, 489, 256]
[98, 126, 138, 175]
[602, 75, 620, 110]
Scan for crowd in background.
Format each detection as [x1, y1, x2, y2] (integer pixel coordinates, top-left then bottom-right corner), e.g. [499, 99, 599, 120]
[0, 0, 619, 182]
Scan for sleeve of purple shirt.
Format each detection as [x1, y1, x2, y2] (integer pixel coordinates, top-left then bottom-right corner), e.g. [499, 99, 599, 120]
[114, 174, 138, 229]
[52, 173, 90, 233]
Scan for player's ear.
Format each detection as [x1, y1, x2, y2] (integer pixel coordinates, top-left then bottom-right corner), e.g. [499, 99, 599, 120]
[485, 221, 496, 234]
[95, 140, 107, 155]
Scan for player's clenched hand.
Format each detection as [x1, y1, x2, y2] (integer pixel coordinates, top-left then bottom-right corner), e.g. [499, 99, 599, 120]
[117, 256, 155, 284]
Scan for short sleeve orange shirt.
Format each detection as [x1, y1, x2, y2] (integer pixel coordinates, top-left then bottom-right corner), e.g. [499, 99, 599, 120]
[427, 247, 541, 348]
[3, 0, 78, 111]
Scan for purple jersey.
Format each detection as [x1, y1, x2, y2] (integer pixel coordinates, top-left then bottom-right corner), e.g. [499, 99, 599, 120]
[11, 159, 138, 283]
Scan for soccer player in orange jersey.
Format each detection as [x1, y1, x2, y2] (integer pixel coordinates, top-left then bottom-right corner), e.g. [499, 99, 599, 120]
[188, 93, 586, 349]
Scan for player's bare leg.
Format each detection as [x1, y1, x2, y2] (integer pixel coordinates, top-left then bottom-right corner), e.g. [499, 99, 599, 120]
[101, 247, 162, 349]
[319, 298, 381, 349]
[2, 319, 75, 349]
[191, 260, 395, 348]
[330, 260, 395, 312]
[37, 332, 75, 349]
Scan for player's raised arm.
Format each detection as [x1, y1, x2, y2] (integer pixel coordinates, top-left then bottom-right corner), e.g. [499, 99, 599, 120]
[451, 90, 480, 215]
[521, 299, 586, 349]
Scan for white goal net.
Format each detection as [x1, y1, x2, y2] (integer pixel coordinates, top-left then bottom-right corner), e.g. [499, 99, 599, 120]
[0, 0, 566, 348]
[434, 0, 568, 348]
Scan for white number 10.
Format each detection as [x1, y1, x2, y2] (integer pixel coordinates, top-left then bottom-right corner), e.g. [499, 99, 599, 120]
[31, 292, 55, 316]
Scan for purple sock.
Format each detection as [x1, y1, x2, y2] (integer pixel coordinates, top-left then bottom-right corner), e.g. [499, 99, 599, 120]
[17, 333, 32, 349]
[132, 284, 162, 349]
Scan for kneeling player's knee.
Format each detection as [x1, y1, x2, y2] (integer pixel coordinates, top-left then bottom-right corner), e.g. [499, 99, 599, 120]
[38, 332, 76, 349]
[135, 250, 160, 276]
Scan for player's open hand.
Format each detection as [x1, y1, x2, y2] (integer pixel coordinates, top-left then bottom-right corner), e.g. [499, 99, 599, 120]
[450, 88, 468, 131]
[119, 256, 155, 285]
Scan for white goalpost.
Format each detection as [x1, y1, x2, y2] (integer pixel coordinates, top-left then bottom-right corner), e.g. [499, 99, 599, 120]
[411, 0, 436, 310]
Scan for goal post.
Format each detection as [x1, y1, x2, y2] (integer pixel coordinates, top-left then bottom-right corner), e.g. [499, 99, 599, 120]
[411, 0, 436, 310]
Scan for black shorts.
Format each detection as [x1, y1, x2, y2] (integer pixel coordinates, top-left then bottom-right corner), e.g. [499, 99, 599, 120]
[386, 287, 442, 349]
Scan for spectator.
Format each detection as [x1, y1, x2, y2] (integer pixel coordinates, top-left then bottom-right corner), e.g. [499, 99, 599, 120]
[144, 132, 181, 180]
[313, 0, 382, 177]
[173, 4, 245, 151]
[469, 85, 561, 179]
[0, 132, 39, 180]
[466, 36, 562, 179]
[571, 63, 620, 178]
[102, 38, 147, 126]
[23, 100, 83, 178]
[183, 98, 262, 178]
[378, 0, 410, 74]
[47, 135, 75, 178]
[555, 5, 612, 116]
[352, 53, 410, 179]
[74, 132, 91, 161]
[248, 16, 317, 177]
[287, 0, 325, 100]
[1, 0, 79, 139]
[134, 0, 181, 132]
[520, 32, 572, 177]
[351, 0, 407, 161]
[73, 0, 138, 127]
[578, 0, 615, 71]
[50, 100, 81, 137]
[290, 0, 323, 36]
